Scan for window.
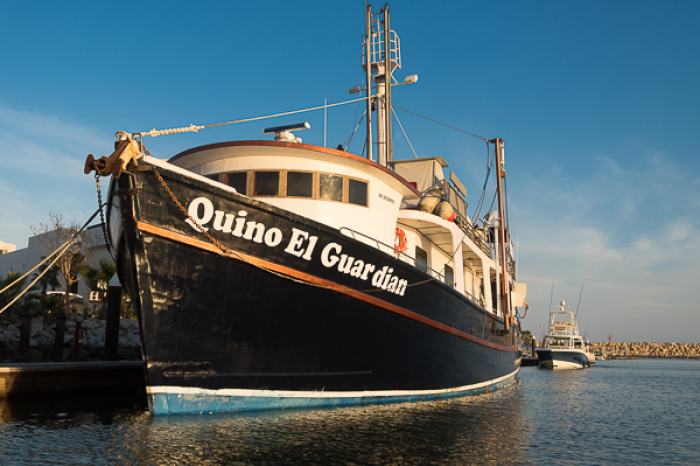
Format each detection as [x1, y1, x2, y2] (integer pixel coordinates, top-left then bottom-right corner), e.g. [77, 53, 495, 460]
[254, 171, 279, 196]
[349, 179, 368, 206]
[444, 265, 454, 286]
[226, 172, 247, 195]
[319, 174, 343, 202]
[287, 172, 313, 198]
[416, 247, 428, 273]
[214, 170, 368, 207]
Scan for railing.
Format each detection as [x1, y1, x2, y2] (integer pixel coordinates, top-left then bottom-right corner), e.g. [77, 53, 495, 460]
[339, 227, 455, 288]
[453, 214, 492, 258]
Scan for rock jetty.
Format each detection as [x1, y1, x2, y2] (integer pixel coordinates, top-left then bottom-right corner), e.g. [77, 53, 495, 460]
[0, 317, 141, 363]
[590, 342, 700, 359]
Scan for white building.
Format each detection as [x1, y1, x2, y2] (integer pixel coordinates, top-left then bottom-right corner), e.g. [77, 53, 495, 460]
[0, 225, 112, 310]
[0, 240, 16, 256]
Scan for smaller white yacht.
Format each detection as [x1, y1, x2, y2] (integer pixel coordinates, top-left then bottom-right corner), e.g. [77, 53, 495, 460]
[535, 300, 591, 369]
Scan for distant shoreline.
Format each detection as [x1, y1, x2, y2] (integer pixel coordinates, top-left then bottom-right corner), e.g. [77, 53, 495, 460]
[589, 342, 700, 359]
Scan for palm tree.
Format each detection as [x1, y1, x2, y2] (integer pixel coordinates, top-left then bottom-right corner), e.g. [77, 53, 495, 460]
[79, 259, 117, 318]
[0, 272, 38, 316]
[34, 260, 61, 296]
[1, 272, 41, 355]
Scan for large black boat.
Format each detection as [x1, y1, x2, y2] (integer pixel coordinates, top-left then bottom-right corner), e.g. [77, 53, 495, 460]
[86, 5, 527, 415]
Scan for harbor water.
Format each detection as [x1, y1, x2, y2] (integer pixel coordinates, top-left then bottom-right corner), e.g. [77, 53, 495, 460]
[1, 358, 698, 465]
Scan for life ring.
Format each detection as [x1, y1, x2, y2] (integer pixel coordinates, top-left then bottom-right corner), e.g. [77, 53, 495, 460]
[394, 227, 407, 253]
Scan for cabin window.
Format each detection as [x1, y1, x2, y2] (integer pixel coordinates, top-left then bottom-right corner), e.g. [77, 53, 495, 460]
[226, 172, 247, 195]
[416, 247, 428, 273]
[254, 171, 280, 196]
[320, 174, 343, 202]
[349, 178, 368, 206]
[215, 170, 369, 207]
[287, 171, 313, 198]
[444, 265, 454, 286]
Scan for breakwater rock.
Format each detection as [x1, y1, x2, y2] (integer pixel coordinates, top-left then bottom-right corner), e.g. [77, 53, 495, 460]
[0, 317, 141, 363]
[590, 342, 700, 359]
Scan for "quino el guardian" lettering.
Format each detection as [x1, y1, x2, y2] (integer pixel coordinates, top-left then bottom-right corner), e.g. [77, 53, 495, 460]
[185, 197, 408, 296]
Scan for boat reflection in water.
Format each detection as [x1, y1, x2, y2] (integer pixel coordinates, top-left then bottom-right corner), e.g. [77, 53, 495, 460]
[0, 383, 530, 464]
[141, 387, 530, 464]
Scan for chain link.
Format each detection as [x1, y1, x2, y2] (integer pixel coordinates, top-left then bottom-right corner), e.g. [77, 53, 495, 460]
[95, 174, 115, 261]
[151, 169, 232, 257]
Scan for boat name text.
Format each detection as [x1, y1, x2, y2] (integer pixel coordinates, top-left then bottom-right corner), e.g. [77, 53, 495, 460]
[185, 196, 407, 296]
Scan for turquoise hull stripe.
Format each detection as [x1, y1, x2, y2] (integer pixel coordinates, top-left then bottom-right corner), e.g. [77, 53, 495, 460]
[149, 372, 518, 415]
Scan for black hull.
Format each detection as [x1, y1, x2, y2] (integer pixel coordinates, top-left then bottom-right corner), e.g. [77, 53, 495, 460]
[109, 162, 521, 414]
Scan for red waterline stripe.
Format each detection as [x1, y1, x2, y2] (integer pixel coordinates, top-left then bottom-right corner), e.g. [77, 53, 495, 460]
[135, 221, 516, 353]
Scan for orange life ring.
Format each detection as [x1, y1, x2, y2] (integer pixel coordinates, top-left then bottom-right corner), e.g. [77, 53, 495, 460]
[394, 227, 407, 253]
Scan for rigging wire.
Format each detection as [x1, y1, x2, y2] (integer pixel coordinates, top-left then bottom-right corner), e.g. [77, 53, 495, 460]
[471, 140, 494, 221]
[503, 174, 510, 232]
[343, 97, 365, 150]
[392, 105, 489, 142]
[391, 107, 419, 159]
[389, 105, 499, 225]
[132, 95, 508, 240]
[343, 110, 367, 150]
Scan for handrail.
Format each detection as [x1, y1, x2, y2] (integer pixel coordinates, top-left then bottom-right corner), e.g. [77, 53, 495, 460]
[339, 226, 455, 287]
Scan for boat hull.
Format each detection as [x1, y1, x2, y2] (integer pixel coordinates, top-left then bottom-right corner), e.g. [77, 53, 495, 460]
[149, 369, 519, 414]
[109, 160, 521, 414]
[535, 348, 590, 370]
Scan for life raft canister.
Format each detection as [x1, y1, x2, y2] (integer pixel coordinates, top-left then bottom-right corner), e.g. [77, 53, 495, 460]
[434, 200, 455, 222]
[417, 188, 442, 213]
[394, 227, 407, 253]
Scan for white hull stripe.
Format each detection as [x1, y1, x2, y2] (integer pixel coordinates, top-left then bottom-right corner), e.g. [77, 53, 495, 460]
[147, 368, 519, 399]
[552, 361, 584, 369]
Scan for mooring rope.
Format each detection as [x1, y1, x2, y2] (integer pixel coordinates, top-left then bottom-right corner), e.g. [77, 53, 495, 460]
[0, 242, 73, 315]
[0, 207, 103, 313]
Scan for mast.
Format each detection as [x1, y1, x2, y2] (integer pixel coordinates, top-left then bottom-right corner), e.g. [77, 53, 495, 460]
[493, 138, 511, 330]
[364, 5, 373, 162]
[362, 4, 400, 167]
[383, 5, 393, 163]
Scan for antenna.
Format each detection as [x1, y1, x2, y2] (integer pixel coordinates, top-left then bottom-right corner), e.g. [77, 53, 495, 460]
[549, 283, 553, 310]
[262, 122, 310, 143]
[575, 283, 584, 319]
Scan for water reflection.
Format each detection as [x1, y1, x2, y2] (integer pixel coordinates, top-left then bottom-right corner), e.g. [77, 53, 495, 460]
[0, 381, 532, 465]
[134, 383, 531, 465]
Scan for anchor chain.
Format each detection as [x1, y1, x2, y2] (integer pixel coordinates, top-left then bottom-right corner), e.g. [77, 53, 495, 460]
[95, 174, 115, 261]
[151, 169, 232, 258]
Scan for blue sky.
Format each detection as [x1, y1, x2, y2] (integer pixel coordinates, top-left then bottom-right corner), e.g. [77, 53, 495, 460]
[1, 1, 699, 343]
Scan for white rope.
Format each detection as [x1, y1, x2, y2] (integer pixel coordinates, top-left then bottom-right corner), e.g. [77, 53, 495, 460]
[138, 97, 368, 138]
[0, 238, 74, 296]
[0, 241, 73, 315]
[140, 124, 205, 138]
[0, 206, 102, 311]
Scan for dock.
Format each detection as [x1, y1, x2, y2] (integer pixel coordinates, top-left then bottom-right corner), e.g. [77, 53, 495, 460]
[0, 361, 145, 398]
